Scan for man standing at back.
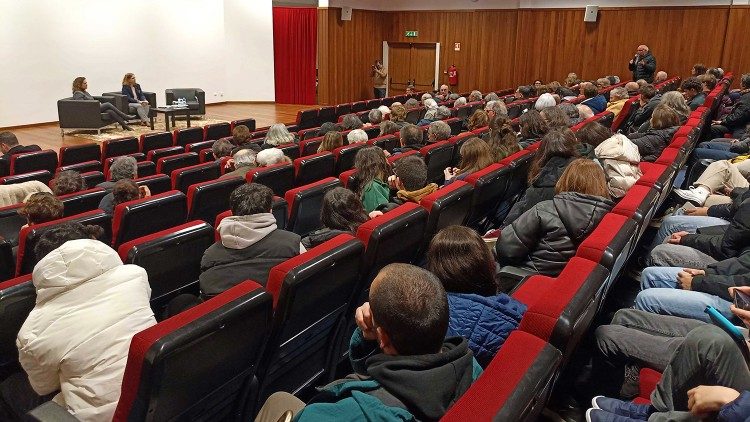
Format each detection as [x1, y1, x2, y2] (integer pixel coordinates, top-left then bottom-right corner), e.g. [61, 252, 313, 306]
[628, 45, 656, 83]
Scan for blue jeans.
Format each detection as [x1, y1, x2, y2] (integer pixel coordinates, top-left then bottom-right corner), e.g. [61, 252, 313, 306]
[636, 268, 733, 323]
[693, 148, 738, 161]
[648, 215, 729, 251]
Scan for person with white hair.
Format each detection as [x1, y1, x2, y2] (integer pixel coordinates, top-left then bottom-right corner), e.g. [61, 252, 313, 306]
[256, 148, 287, 167]
[577, 104, 595, 120]
[347, 129, 368, 144]
[484, 92, 500, 103]
[629, 44, 657, 83]
[606, 87, 630, 117]
[468, 90, 482, 102]
[485, 101, 508, 119]
[221, 148, 257, 179]
[534, 93, 556, 111]
[404, 98, 419, 110]
[435, 106, 451, 120]
[427, 120, 452, 144]
[654, 70, 668, 84]
[454, 97, 467, 107]
[421, 93, 432, 103]
[367, 108, 383, 126]
[424, 98, 438, 110]
[377, 105, 390, 118]
[262, 124, 295, 148]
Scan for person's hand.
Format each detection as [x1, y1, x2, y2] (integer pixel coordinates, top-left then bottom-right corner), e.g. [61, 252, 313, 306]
[722, 186, 734, 196]
[444, 167, 456, 181]
[685, 207, 709, 216]
[730, 139, 740, 145]
[382, 150, 391, 158]
[713, 120, 723, 125]
[368, 210, 383, 219]
[678, 269, 705, 290]
[355, 302, 378, 340]
[688, 386, 740, 415]
[730, 286, 750, 329]
[387, 174, 397, 189]
[140, 100, 149, 106]
[224, 158, 235, 170]
[667, 231, 690, 244]
[138, 185, 151, 199]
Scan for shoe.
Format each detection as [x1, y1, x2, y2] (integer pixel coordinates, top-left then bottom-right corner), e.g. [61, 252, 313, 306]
[672, 186, 709, 205]
[591, 396, 651, 419]
[586, 408, 643, 422]
[126, 114, 138, 120]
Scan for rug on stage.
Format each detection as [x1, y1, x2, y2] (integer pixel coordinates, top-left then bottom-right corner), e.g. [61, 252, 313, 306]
[70, 117, 229, 142]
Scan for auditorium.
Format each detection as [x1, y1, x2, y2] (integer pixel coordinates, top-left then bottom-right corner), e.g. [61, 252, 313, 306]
[2, 0, 750, 420]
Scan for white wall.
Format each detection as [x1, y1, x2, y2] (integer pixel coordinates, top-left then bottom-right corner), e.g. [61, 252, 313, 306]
[0, 0, 275, 127]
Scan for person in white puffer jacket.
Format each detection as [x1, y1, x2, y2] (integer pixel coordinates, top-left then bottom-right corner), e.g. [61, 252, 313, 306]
[8, 223, 156, 421]
[595, 133, 643, 199]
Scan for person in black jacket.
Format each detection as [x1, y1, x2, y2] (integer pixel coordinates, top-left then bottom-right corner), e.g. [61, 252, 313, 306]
[0, 132, 41, 175]
[390, 124, 425, 155]
[624, 84, 661, 134]
[709, 73, 750, 139]
[501, 128, 579, 226]
[496, 159, 613, 279]
[627, 105, 681, 162]
[628, 45, 657, 83]
[301, 187, 369, 249]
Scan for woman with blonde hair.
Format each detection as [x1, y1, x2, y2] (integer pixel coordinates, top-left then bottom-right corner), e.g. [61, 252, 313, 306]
[121, 73, 150, 125]
[317, 131, 345, 153]
[389, 104, 407, 128]
[628, 105, 681, 161]
[261, 123, 296, 148]
[467, 110, 489, 131]
[495, 158, 613, 284]
[659, 91, 691, 122]
[444, 137, 495, 185]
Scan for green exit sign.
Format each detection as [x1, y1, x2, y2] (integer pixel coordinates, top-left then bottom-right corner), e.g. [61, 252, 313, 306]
[405, 30, 418, 37]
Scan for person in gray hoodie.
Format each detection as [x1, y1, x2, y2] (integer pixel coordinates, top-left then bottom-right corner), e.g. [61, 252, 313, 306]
[199, 183, 304, 297]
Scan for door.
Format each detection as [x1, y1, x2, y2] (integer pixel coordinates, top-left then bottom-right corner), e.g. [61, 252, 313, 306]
[387, 42, 437, 95]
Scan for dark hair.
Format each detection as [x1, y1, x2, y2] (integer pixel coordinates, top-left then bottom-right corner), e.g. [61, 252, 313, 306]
[519, 109, 549, 139]
[212, 139, 234, 159]
[18, 193, 64, 225]
[342, 114, 364, 131]
[458, 138, 495, 174]
[528, 128, 579, 183]
[699, 74, 717, 90]
[743, 74, 750, 90]
[583, 83, 598, 98]
[706, 68, 722, 80]
[399, 124, 422, 148]
[487, 116, 520, 161]
[576, 121, 612, 147]
[51, 170, 85, 195]
[353, 147, 390, 197]
[317, 122, 337, 137]
[34, 222, 104, 261]
[231, 125, 251, 145]
[639, 84, 658, 100]
[681, 77, 702, 93]
[0, 132, 19, 148]
[379, 120, 400, 136]
[394, 155, 427, 191]
[692, 63, 707, 76]
[540, 106, 570, 128]
[427, 226, 496, 296]
[112, 179, 140, 207]
[230, 183, 273, 215]
[320, 187, 369, 232]
[369, 263, 448, 355]
[72, 76, 86, 93]
[519, 85, 535, 98]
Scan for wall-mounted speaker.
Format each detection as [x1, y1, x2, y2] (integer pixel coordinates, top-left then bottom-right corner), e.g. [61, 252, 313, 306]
[584, 5, 599, 22]
[341, 6, 352, 21]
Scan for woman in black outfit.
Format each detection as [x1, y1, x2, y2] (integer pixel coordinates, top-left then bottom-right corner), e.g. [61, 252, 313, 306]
[71, 77, 134, 130]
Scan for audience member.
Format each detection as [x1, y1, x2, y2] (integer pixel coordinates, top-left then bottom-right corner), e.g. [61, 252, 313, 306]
[18, 192, 63, 229]
[253, 263, 481, 422]
[421, 93, 433, 103]
[628, 45, 656, 83]
[347, 129, 368, 144]
[581, 82, 607, 114]
[388, 155, 438, 204]
[636, 79, 649, 88]
[692, 63, 708, 77]
[301, 187, 369, 249]
[606, 87, 630, 117]
[0, 131, 41, 173]
[487, 115, 521, 161]
[316, 122, 337, 137]
[231, 124, 251, 146]
[541, 106, 571, 129]
[625, 81, 641, 96]
[427, 120, 452, 144]
[628, 105, 681, 161]
[212, 138, 234, 160]
[594, 133, 643, 199]
[596, 78, 612, 90]
[674, 159, 750, 206]
[660, 91, 691, 123]
[565, 72, 580, 87]
[390, 104, 407, 128]
[341, 114, 363, 131]
[444, 138, 494, 185]
[709, 73, 750, 139]
[485, 100, 508, 119]
[560, 102, 582, 125]
[654, 70, 668, 84]
[485, 92, 500, 103]
[427, 225, 526, 367]
[256, 148, 289, 167]
[469, 90, 482, 102]
[262, 124, 296, 148]
[393, 124, 424, 154]
[0, 222, 155, 421]
[71, 77, 134, 130]
[518, 109, 549, 146]
[51, 170, 85, 196]
[379, 120, 400, 136]
[354, 146, 391, 212]
[377, 105, 391, 119]
[367, 108, 383, 126]
[200, 183, 303, 296]
[577, 120, 613, 149]
[708, 67, 724, 80]
[577, 104, 595, 120]
[454, 96, 468, 107]
[535, 93, 556, 111]
[517, 85, 535, 100]
[120, 72, 150, 125]
[467, 110, 489, 131]
[220, 148, 257, 179]
[502, 128, 579, 226]
[682, 77, 706, 110]
[317, 131, 345, 153]
[628, 84, 662, 132]
[549, 80, 577, 97]
[437, 84, 451, 101]
[496, 159, 612, 282]
[96, 156, 138, 213]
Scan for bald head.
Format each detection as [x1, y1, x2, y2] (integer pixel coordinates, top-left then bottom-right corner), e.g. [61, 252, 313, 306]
[625, 81, 640, 96]
[637, 45, 649, 57]
[655, 71, 668, 83]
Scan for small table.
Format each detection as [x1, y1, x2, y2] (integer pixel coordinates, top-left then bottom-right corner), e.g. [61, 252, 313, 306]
[151, 107, 193, 131]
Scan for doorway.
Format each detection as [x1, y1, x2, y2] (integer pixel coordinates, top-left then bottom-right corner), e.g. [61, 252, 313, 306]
[384, 42, 440, 96]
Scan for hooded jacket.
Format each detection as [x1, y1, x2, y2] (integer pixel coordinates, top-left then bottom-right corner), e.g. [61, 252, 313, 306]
[396, 183, 438, 203]
[502, 155, 575, 226]
[295, 329, 482, 421]
[595, 133, 643, 198]
[628, 126, 679, 162]
[496, 192, 614, 276]
[17, 239, 155, 422]
[199, 213, 302, 295]
[446, 292, 526, 367]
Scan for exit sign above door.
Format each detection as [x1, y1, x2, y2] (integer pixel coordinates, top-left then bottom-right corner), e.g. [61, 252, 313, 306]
[405, 30, 418, 37]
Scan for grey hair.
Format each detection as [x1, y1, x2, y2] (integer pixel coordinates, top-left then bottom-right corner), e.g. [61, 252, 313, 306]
[485, 100, 507, 117]
[110, 156, 137, 182]
[404, 98, 419, 109]
[342, 114, 364, 130]
[378, 105, 391, 116]
[610, 87, 629, 101]
[424, 109, 438, 120]
[368, 109, 383, 124]
[454, 97, 467, 107]
[435, 106, 451, 119]
[428, 120, 451, 142]
[233, 148, 256, 167]
[558, 102, 579, 120]
[421, 93, 432, 102]
[424, 98, 438, 109]
[264, 123, 295, 146]
[448, 93, 459, 101]
[347, 129, 368, 143]
[256, 148, 285, 166]
[484, 92, 500, 102]
[660, 91, 691, 119]
[469, 90, 482, 101]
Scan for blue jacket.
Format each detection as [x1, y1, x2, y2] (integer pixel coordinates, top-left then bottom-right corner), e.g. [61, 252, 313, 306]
[446, 292, 527, 367]
[583, 95, 607, 114]
[121, 84, 146, 103]
[720, 391, 750, 421]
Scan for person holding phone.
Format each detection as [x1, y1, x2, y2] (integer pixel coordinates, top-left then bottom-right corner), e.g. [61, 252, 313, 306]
[588, 286, 750, 421]
[628, 45, 656, 83]
[371, 59, 387, 99]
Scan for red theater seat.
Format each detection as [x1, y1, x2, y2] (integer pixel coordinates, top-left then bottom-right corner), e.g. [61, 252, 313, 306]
[293, 152, 335, 187]
[102, 137, 139, 161]
[187, 177, 245, 224]
[284, 177, 341, 236]
[170, 162, 221, 193]
[59, 143, 101, 166]
[245, 163, 294, 197]
[111, 190, 188, 248]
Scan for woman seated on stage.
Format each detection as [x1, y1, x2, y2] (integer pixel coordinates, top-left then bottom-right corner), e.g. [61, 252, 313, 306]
[121, 72, 150, 126]
[71, 77, 134, 131]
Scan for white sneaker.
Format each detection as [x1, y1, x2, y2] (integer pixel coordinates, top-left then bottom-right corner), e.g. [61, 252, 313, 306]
[673, 186, 709, 205]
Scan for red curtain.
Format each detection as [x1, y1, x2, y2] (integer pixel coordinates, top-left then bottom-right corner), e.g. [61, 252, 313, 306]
[273, 7, 317, 105]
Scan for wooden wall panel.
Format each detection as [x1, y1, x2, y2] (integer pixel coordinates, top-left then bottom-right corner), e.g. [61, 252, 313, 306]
[722, 7, 750, 86]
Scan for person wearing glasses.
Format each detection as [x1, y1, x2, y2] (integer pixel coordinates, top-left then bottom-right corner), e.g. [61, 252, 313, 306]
[121, 73, 150, 126]
[629, 45, 657, 83]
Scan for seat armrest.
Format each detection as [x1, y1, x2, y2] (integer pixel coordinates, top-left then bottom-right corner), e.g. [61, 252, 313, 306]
[57, 100, 107, 128]
[28, 401, 79, 421]
[143, 91, 157, 107]
[102, 92, 129, 113]
[497, 265, 536, 293]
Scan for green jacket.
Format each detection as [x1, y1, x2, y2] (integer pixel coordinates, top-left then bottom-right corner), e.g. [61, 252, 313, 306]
[361, 179, 391, 213]
[295, 329, 482, 421]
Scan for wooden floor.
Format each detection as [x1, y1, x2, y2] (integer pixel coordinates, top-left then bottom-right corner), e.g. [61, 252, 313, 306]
[5, 103, 310, 152]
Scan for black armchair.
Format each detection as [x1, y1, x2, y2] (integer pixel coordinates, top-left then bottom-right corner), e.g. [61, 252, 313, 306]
[103, 90, 157, 115]
[57, 95, 119, 135]
[165, 88, 206, 116]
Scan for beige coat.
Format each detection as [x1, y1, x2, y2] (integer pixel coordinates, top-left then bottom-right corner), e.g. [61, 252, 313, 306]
[0, 181, 51, 207]
[17, 239, 156, 421]
[595, 134, 643, 199]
